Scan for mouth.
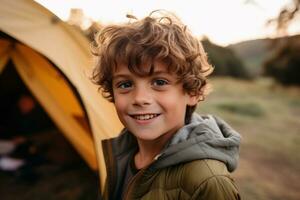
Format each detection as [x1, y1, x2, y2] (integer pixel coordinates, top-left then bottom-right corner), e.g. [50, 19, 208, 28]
[129, 113, 160, 121]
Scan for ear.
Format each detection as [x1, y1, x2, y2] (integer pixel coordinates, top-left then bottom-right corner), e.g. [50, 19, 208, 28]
[187, 94, 199, 106]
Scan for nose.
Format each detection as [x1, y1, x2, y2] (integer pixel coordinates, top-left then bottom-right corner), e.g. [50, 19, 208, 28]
[132, 85, 152, 106]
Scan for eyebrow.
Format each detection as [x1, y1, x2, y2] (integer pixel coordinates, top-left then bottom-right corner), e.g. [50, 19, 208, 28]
[113, 70, 170, 80]
[152, 70, 169, 75]
[112, 74, 131, 80]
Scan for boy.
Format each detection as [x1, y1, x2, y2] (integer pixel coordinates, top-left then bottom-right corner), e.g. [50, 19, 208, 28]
[92, 11, 241, 200]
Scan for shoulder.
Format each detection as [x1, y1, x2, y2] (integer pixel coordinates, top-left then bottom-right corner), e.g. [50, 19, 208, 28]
[180, 159, 240, 198]
[180, 159, 231, 186]
[147, 159, 240, 199]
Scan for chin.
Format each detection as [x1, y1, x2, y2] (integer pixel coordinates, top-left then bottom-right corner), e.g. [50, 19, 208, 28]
[135, 134, 160, 141]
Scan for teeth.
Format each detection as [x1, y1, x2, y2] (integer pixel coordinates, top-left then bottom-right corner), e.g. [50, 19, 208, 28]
[133, 114, 158, 120]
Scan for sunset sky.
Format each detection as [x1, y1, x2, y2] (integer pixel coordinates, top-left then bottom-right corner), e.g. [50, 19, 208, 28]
[35, 0, 300, 46]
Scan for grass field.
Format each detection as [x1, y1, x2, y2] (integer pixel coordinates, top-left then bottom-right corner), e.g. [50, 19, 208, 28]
[197, 77, 300, 200]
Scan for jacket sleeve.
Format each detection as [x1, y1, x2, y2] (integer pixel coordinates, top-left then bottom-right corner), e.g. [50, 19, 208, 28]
[190, 175, 241, 200]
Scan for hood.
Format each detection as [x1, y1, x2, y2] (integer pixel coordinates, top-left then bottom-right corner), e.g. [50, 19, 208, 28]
[150, 114, 241, 172]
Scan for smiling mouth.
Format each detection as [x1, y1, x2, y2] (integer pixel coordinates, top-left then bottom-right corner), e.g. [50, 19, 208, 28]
[130, 114, 160, 120]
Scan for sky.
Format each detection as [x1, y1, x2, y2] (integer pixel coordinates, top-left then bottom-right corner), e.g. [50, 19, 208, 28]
[35, 0, 300, 46]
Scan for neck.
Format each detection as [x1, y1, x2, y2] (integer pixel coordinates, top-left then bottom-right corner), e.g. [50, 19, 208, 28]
[135, 133, 172, 169]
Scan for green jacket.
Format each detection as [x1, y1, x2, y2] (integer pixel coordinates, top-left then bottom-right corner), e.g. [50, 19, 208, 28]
[102, 114, 241, 200]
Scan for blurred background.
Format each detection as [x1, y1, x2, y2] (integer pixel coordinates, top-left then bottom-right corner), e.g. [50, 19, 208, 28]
[0, 0, 299, 199]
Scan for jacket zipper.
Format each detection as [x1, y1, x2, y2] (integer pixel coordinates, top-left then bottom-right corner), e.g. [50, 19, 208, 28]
[102, 140, 117, 200]
[122, 154, 162, 200]
[122, 169, 146, 200]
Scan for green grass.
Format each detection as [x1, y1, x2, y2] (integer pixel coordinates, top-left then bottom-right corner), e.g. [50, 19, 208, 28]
[197, 77, 300, 200]
[216, 101, 265, 117]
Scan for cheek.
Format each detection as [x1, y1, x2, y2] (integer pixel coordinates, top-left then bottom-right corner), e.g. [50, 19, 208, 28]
[159, 95, 187, 112]
[113, 95, 127, 113]
[114, 98, 128, 126]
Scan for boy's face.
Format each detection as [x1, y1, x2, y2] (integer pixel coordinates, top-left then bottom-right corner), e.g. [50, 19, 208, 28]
[112, 61, 198, 142]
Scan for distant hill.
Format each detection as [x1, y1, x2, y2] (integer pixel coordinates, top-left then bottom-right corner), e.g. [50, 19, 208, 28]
[228, 38, 273, 77]
[228, 34, 300, 77]
[202, 39, 251, 79]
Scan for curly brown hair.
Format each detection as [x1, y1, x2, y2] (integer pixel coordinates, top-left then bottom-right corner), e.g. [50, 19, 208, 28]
[91, 11, 213, 123]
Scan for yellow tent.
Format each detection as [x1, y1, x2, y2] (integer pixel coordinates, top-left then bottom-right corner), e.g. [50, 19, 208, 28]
[0, 0, 123, 192]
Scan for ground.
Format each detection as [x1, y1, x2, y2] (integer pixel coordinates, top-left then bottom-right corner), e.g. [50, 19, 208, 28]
[0, 129, 99, 200]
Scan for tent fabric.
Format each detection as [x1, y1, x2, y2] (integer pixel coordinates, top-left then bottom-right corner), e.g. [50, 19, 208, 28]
[0, 40, 11, 73]
[11, 43, 96, 166]
[0, 0, 123, 192]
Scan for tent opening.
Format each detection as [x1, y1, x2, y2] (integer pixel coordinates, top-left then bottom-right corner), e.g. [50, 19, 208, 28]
[0, 60, 55, 137]
[0, 60, 98, 199]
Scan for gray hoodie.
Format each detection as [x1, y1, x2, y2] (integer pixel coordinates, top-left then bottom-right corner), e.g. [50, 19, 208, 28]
[150, 114, 241, 172]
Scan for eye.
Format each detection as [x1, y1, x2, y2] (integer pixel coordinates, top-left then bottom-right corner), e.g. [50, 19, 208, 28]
[153, 79, 169, 86]
[117, 81, 133, 89]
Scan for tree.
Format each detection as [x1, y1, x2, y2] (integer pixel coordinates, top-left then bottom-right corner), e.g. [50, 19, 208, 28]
[264, 35, 300, 85]
[267, 0, 300, 36]
[263, 0, 300, 85]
